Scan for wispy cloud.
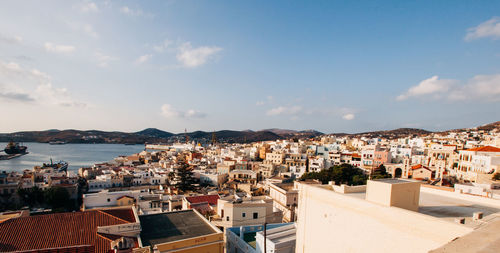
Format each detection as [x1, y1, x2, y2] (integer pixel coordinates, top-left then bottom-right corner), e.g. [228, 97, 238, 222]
[79, 1, 99, 13]
[256, 95, 273, 106]
[0, 61, 87, 107]
[176, 42, 222, 68]
[136, 54, 152, 64]
[153, 39, 173, 53]
[465, 17, 500, 41]
[95, 52, 118, 67]
[397, 76, 455, 101]
[44, 42, 75, 54]
[83, 24, 99, 38]
[120, 6, 153, 18]
[397, 74, 500, 102]
[0, 90, 35, 103]
[161, 104, 206, 119]
[0, 34, 22, 44]
[342, 113, 355, 120]
[266, 106, 302, 116]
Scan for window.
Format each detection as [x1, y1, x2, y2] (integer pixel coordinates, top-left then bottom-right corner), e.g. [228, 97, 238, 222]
[253, 212, 258, 219]
[242, 212, 246, 218]
[226, 216, 229, 221]
[107, 198, 110, 202]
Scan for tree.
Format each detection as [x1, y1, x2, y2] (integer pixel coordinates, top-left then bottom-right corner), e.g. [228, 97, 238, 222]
[176, 163, 196, 192]
[300, 163, 368, 185]
[17, 186, 44, 208]
[493, 172, 500, 181]
[371, 165, 392, 180]
[44, 187, 71, 212]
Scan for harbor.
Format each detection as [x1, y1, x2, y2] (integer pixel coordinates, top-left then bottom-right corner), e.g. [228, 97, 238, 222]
[0, 142, 144, 172]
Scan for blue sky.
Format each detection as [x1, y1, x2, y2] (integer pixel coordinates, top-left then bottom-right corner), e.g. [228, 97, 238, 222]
[0, 0, 499, 133]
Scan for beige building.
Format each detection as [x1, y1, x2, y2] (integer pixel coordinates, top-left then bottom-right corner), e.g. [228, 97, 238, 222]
[455, 146, 500, 182]
[269, 183, 298, 222]
[212, 195, 282, 228]
[266, 152, 285, 165]
[295, 179, 500, 252]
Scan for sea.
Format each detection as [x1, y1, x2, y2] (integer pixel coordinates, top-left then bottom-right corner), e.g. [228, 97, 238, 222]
[0, 142, 145, 173]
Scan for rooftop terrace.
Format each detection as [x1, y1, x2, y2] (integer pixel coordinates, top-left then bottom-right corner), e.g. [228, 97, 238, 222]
[139, 209, 219, 247]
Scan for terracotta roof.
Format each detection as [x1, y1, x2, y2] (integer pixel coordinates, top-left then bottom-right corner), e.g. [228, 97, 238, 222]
[411, 164, 431, 171]
[17, 245, 95, 253]
[465, 146, 500, 152]
[0, 208, 135, 253]
[185, 194, 219, 206]
[189, 202, 213, 214]
[411, 164, 423, 170]
[99, 209, 136, 223]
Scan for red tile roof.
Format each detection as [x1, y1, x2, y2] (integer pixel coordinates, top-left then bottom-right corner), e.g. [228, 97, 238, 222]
[185, 194, 219, 206]
[189, 202, 213, 214]
[465, 146, 500, 152]
[0, 208, 135, 253]
[17, 245, 95, 253]
[99, 209, 136, 223]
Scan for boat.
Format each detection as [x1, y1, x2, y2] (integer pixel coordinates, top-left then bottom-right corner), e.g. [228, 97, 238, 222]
[42, 159, 69, 172]
[4, 141, 28, 154]
[49, 141, 66, 145]
[0, 153, 28, 160]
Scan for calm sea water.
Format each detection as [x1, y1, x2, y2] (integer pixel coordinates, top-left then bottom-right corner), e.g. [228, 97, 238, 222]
[0, 142, 145, 172]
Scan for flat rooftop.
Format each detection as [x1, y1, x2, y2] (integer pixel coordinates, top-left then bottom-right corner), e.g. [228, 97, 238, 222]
[139, 210, 218, 247]
[333, 186, 500, 228]
[372, 178, 416, 184]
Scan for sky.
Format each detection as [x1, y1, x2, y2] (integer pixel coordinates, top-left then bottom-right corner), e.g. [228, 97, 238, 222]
[0, 0, 499, 134]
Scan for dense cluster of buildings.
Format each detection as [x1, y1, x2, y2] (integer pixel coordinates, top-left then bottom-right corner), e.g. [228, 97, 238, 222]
[0, 125, 500, 252]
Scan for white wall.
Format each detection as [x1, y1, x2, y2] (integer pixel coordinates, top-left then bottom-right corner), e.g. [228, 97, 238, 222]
[296, 184, 472, 253]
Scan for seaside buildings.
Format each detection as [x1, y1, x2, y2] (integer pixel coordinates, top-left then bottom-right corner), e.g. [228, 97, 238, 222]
[1, 124, 500, 252]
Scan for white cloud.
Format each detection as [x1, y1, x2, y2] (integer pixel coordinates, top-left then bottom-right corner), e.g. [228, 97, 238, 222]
[161, 104, 206, 119]
[0, 61, 86, 107]
[80, 1, 98, 12]
[136, 54, 152, 64]
[398, 74, 500, 102]
[153, 39, 173, 53]
[266, 106, 302, 116]
[95, 52, 118, 67]
[465, 17, 500, 41]
[120, 6, 153, 17]
[83, 24, 99, 38]
[396, 76, 455, 101]
[176, 42, 222, 68]
[0, 34, 22, 44]
[256, 96, 274, 106]
[44, 42, 75, 54]
[342, 113, 355, 120]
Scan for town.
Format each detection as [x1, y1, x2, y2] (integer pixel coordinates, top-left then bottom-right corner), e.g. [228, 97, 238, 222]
[0, 122, 499, 252]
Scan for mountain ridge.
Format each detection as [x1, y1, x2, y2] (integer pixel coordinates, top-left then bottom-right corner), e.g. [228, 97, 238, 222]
[1, 121, 498, 144]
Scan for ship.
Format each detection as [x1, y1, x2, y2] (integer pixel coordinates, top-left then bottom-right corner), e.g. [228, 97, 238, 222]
[4, 141, 28, 155]
[42, 159, 69, 172]
[49, 141, 66, 145]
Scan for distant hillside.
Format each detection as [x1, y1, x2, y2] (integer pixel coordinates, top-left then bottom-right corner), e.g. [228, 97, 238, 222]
[0, 129, 162, 144]
[476, 121, 500, 131]
[0, 128, 316, 144]
[262, 128, 323, 139]
[1, 121, 497, 144]
[331, 128, 432, 139]
[135, 128, 174, 138]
